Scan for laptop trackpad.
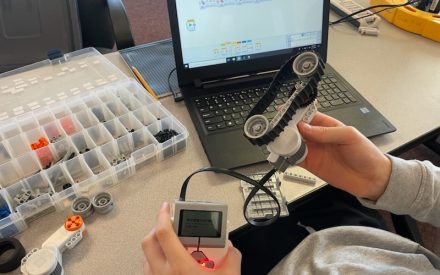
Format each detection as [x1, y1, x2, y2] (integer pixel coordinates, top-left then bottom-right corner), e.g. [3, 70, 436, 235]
[204, 130, 267, 169]
[326, 106, 395, 138]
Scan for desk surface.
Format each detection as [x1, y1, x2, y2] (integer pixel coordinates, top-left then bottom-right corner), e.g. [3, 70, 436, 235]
[13, 10, 440, 275]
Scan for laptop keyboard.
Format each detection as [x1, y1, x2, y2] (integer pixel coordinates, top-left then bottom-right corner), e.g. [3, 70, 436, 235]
[194, 74, 358, 133]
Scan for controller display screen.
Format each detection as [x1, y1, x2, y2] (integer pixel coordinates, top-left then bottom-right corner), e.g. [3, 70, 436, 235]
[178, 210, 222, 238]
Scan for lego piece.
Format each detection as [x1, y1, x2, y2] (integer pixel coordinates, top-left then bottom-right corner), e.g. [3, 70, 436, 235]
[110, 155, 128, 166]
[62, 183, 72, 190]
[71, 197, 94, 218]
[0, 205, 11, 219]
[244, 51, 324, 172]
[92, 192, 114, 214]
[30, 137, 49, 151]
[154, 129, 179, 143]
[21, 215, 85, 275]
[0, 237, 26, 273]
[240, 173, 289, 219]
[64, 215, 84, 232]
[283, 171, 317, 185]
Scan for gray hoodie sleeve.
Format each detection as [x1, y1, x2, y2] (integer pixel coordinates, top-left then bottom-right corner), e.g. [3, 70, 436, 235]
[359, 155, 440, 227]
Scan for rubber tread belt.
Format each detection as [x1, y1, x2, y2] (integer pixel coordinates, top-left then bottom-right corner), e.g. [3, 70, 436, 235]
[245, 51, 325, 146]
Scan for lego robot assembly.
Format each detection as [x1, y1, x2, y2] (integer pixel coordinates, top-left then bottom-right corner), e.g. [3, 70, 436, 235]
[20, 215, 85, 275]
[244, 51, 325, 172]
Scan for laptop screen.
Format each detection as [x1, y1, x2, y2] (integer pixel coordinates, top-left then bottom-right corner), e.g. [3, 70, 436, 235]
[175, 0, 324, 69]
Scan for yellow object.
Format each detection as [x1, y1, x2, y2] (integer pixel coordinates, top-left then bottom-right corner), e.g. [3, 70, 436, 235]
[131, 66, 159, 100]
[370, 0, 440, 42]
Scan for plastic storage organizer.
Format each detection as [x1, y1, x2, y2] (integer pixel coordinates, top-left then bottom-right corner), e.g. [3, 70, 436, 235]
[0, 48, 188, 237]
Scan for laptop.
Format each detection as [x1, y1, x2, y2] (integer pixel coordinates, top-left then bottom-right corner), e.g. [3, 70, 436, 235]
[167, 0, 396, 169]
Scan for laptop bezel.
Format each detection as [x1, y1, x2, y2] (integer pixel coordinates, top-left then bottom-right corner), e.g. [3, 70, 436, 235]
[167, 0, 330, 87]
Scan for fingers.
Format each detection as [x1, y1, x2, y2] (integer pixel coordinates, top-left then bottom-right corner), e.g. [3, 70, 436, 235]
[143, 259, 154, 275]
[154, 202, 193, 262]
[142, 230, 166, 273]
[309, 112, 345, 127]
[220, 244, 242, 273]
[299, 123, 358, 145]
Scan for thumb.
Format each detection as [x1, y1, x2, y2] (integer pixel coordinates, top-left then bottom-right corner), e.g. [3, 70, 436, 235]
[298, 122, 354, 145]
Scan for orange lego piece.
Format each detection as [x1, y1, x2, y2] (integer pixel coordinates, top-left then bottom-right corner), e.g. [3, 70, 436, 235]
[39, 137, 49, 146]
[30, 137, 49, 150]
[64, 215, 84, 231]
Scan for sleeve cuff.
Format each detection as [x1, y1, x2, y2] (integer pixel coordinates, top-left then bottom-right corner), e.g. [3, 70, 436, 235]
[358, 155, 424, 214]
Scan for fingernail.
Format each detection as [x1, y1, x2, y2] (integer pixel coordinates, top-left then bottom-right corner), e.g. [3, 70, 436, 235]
[160, 202, 168, 210]
[299, 122, 311, 131]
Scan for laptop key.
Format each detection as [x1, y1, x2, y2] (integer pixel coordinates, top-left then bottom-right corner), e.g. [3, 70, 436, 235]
[320, 102, 331, 108]
[196, 101, 206, 108]
[266, 106, 275, 112]
[204, 117, 223, 124]
[199, 107, 209, 113]
[206, 125, 217, 131]
[235, 119, 244, 125]
[343, 98, 351, 104]
[217, 122, 226, 129]
[232, 113, 241, 119]
[346, 94, 357, 102]
[320, 90, 328, 96]
[240, 111, 249, 117]
[336, 83, 347, 92]
[207, 125, 216, 131]
[232, 107, 241, 113]
[226, 121, 235, 127]
[330, 99, 343, 106]
[202, 112, 214, 119]
[223, 115, 232, 120]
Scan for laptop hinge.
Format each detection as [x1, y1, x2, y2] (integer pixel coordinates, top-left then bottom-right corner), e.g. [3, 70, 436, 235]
[195, 70, 278, 89]
[194, 78, 203, 88]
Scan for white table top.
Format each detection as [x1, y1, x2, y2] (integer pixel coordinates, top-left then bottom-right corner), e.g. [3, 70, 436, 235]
[12, 8, 440, 275]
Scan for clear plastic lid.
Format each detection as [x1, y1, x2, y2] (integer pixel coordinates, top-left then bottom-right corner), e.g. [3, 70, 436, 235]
[0, 48, 126, 121]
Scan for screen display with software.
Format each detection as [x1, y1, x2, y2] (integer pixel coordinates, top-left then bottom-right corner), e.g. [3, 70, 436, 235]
[175, 0, 323, 69]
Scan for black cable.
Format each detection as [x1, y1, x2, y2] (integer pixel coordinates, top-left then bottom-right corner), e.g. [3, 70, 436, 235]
[332, 4, 406, 25]
[196, 237, 201, 252]
[330, 0, 419, 25]
[179, 167, 281, 227]
[168, 68, 184, 102]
